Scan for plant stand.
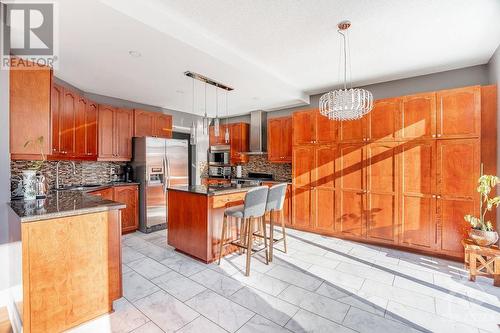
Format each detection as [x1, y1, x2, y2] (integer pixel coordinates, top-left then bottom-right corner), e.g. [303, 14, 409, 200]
[462, 239, 500, 287]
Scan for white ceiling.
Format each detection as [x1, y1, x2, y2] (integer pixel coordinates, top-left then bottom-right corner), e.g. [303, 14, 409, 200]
[55, 0, 500, 117]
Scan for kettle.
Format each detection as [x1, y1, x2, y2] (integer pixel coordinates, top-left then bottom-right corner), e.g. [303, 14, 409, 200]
[35, 173, 48, 198]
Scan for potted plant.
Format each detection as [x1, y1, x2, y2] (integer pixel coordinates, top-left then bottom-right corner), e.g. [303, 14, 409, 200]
[464, 169, 500, 247]
[22, 136, 46, 200]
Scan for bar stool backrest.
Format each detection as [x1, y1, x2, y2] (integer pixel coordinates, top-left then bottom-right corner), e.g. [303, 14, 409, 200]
[265, 183, 287, 212]
[243, 186, 269, 218]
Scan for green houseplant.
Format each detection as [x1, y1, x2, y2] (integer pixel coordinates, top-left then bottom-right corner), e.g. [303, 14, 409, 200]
[464, 170, 500, 246]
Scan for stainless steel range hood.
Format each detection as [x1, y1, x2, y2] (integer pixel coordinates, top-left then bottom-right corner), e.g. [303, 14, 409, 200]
[244, 111, 267, 155]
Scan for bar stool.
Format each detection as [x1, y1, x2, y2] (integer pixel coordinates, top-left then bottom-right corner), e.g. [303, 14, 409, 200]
[265, 183, 288, 262]
[218, 186, 269, 276]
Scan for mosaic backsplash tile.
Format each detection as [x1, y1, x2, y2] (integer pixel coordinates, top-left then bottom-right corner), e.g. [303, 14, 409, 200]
[11, 160, 127, 193]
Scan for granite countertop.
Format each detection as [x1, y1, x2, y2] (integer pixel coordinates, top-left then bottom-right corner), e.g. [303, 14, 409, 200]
[55, 181, 140, 193]
[168, 184, 258, 196]
[202, 176, 292, 184]
[8, 189, 127, 223]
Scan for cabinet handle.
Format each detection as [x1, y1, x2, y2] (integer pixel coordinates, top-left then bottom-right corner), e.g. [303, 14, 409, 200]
[437, 134, 442, 137]
[432, 134, 436, 138]
[432, 195, 436, 198]
[437, 195, 441, 199]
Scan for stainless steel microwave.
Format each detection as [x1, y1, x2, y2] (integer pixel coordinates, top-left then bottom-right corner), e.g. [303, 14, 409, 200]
[208, 145, 230, 166]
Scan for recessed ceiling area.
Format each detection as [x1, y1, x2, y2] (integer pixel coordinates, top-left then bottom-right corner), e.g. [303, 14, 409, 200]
[55, 0, 500, 116]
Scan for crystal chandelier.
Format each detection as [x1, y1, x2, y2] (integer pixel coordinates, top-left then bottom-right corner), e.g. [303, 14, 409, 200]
[319, 21, 373, 121]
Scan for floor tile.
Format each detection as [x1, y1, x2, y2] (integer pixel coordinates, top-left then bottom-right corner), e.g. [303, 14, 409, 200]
[152, 270, 206, 302]
[232, 286, 299, 326]
[335, 289, 388, 316]
[314, 281, 355, 299]
[123, 270, 160, 302]
[232, 269, 290, 296]
[185, 289, 254, 332]
[176, 316, 226, 333]
[342, 306, 420, 333]
[122, 246, 146, 264]
[386, 301, 480, 333]
[129, 321, 164, 333]
[278, 285, 350, 324]
[373, 260, 435, 283]
[133, 290, 199, 332]
[122, 264, 132, 273]
[285, 309, 356, 333]
[68, 298, 149, 333]
[128, 257, 171, 279]
[236, 315, 292, 333]
[160, 253, 206, 277]
[266, 265, 323, 291]
[190, 268, 244, 297]
[335, 262, 395, 285]
[136, 243, 176, 262]
[361, 279, 436, 313]
[123, 236, 151, 250]
[226, 252, 275, 274]
[308, 264, 365, 290]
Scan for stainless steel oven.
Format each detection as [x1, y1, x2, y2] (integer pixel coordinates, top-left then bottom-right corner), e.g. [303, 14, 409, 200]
[208, 166, 231, 178]
[208, 145, 230, 166]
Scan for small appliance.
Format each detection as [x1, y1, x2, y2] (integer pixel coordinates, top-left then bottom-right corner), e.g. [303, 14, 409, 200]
[123, 163, 134, 182]
[208, 166, 231, 178]
[208, 145, 230, 166]
[231, 172, 274, 186]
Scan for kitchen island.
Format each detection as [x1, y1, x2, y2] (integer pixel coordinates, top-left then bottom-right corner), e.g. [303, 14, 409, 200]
[167, 184, 257, 263]
[7, 191, 125, 333]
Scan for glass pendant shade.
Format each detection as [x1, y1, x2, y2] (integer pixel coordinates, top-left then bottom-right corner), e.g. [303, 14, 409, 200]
[224, 127, 230, 143]
[320, 21, 373, 121]
[320, 88, 373, 121]
[190, 121, 196, 144]
[214, 118, 220, 137]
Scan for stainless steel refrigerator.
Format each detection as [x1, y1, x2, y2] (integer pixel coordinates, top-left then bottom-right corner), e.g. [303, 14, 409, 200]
[132, 137, 189, 233]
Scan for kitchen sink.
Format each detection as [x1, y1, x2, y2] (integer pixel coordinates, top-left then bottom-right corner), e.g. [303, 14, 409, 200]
[56, 184, 103, 191]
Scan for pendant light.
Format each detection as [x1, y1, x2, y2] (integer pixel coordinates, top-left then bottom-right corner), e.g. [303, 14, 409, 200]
[224, 90, 230, 143]
[319, 21, 373, 121]
[203, 81, 209, 134]
[214, 86, 220, 137]
[189, 77, 196, 144]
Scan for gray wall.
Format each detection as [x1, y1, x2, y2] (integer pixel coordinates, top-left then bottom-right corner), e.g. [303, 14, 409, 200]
[224, 64, 490, 123]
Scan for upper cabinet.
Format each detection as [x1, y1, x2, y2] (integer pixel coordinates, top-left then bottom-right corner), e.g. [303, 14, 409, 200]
[366, 98, 401, 142]
[292, 109, 336, 145]
[436, 86, 481, 139]
[209, 123, 249, 165]
[98, 106, 133, 161]
[10, 59, 52, 159]
[400, 93, 436, 140]
[267, 116, 292, 163]
[133, 109, 172, 138]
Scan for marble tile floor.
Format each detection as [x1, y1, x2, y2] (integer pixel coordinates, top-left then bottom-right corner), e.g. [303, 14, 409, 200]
[69, 228, 500, 333]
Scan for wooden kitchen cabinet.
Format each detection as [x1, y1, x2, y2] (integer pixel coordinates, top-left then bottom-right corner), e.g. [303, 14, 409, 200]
[209, 124, 230, 145]
[89, 185, 139, 234]
[113, 185, 139, 234]
[292, 109, 336, 145]
[267, 116, 292, 163]
[10, 59, 53, 159]
[312, 145, 337, 233]
[74, 97, 98, 158]
[400, 93, 436, 140]
[367, 98, 401, 142]
[338, 117, 365, 143]
[98, 105, 133, 161]
[134, 109, 173, 138]
[436, 86, 481, 139]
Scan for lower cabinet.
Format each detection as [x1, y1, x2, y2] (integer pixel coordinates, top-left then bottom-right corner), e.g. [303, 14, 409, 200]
[89, 185, 139, 234]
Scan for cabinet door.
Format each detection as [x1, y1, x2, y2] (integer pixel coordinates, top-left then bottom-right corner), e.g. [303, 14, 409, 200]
[400, 141, 437, 251]
[365, 143, 398, 244]
[74, 96, 87, 157]
[86, 101, 98, 158]
[367, 98, 400, 142]
[114, 186, 139, 234]
[401, 93, 436, 140]
[230, 124, 242, 162]
[60, 89, 77, 155]
[134, 109, 155, 137]
[89, 187, 114, 200]
[51, 84, 64, 155]
[292, 186, 312, 228]
[436, 139, 480, 257]
[338, 118, 365, 143]
[115, 108, 133, 159]
[293, 110, 315, 145]
[312, 145, 337, 232]
[336, 144, 365, 237]
[315, 110, 337, 143]
[155, 114, 172, 138]
[267, 118, 282, 162]
[98, 105, 116, 159]
[292, 146, 314, 187]
[436, 86, 481, 138]
[282, 117, 293, 162]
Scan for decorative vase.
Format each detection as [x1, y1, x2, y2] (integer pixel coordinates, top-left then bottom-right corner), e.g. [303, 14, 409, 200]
[22, 170, 37, 201]
[469, 229, 499, 247]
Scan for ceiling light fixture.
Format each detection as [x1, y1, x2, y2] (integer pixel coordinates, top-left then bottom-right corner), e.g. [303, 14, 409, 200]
[203, 82, 209, 134]
[190, 77, 196, 145]
[214, 86, 220, 137]
[128, 50, 141, 58]
[319, 21, 373, 121]
[224, 90, 230, 143]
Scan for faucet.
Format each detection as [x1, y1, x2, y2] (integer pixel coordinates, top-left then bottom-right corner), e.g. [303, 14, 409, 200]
[55, 161, 76, 189]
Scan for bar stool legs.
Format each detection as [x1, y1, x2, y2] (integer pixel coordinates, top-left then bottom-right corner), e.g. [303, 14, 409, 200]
[218, 214, 228, 265]
[280, 210, 288, 254]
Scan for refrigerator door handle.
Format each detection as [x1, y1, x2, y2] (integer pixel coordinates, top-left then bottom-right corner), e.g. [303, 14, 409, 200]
[165, 155, 171, 189]
[162, 157, 168, 192]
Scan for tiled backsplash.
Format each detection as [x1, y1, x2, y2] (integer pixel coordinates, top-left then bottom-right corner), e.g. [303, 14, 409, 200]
[11, 161, 126, 192]
[200, 155, 291, 182]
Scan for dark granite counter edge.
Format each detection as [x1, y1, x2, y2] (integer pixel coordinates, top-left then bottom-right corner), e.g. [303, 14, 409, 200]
[168, 186, 257, 196]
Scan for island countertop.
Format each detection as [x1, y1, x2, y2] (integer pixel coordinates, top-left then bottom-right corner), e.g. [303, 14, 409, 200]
[168, 184, 258, 196]
[8, 190, 126, 223]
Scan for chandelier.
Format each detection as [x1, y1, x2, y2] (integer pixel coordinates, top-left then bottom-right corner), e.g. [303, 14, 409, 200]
[319, 21, 373, 121]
